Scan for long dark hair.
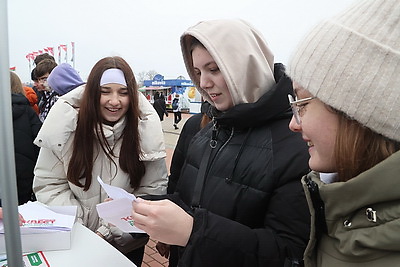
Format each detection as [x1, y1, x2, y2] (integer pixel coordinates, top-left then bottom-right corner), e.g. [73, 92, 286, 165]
[67, 56, 145, 190]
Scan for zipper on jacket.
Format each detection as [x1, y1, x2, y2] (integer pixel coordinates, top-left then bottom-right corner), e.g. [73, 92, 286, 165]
[207, 126, 235, 179]
[190, 123, 234, 209]
[228, 128, 252, 181]
[210, 118, 218, 148]
[305, 176, 328, 237]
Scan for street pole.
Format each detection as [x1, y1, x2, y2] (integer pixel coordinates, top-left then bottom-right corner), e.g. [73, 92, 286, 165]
[0, 0, 24, 266]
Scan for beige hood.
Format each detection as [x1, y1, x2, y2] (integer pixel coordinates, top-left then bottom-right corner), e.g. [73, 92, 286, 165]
[181, 19, 275, 106]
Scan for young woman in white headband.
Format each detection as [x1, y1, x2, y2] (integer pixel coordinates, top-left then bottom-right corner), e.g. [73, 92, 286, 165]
[33, 56, 168, 266]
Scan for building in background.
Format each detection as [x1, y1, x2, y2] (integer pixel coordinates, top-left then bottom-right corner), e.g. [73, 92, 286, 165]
[140, 74, 202, 113]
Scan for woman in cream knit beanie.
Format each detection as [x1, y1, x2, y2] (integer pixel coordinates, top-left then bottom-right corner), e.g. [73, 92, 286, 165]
[287, 0, 400, 266]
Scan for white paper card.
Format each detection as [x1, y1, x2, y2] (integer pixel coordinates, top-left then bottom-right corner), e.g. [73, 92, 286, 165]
[96, 176, 145, 233]
[0, 202, 76, 234]
[96, 198, 145, 233]
[97, 176, 136, 201]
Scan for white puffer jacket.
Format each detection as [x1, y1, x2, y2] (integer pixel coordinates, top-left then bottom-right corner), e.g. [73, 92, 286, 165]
[33, 85, 168, 252]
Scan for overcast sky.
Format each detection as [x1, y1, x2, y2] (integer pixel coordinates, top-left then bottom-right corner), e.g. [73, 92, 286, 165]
[8, 0, 356, 83]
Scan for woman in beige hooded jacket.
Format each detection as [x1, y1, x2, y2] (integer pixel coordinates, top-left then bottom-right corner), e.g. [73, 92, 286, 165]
[132, 19, 310, 267]
[33, 56, 168, 266]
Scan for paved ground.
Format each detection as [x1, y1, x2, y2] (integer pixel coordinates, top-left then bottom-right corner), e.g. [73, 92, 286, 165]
[142, 112, 192, 267]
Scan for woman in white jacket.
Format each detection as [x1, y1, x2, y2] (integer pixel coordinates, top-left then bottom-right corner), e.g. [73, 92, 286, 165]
[33, 56, 168, 266]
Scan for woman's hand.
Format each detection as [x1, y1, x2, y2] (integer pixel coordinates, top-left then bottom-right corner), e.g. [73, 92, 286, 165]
[0, 208, 25, 226]
[104, 197, 113, 202]
[132, 198, 193, 246]
[18, 214, 24, 226]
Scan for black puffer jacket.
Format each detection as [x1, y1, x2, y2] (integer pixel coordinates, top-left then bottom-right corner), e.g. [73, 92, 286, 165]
[12, 93, 42, 204]
[172, 65, 310, 266]
[168, 101, 212, 194]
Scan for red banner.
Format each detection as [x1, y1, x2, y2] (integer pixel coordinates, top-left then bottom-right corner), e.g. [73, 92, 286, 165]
[59, 44, 67, 51]
[26, 53, 33, 60]
[47, 47, 54, 55]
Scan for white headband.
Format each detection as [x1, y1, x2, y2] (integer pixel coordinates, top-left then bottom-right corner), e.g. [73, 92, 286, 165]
[100, 68, 127, 86]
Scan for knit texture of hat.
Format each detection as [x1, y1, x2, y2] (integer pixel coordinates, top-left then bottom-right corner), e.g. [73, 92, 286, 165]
[288, 0, 400, 142]
[47, 63, 85, 95]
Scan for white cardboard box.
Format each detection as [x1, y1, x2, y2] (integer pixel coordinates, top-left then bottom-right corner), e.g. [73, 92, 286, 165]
[0, 204, 77, 254]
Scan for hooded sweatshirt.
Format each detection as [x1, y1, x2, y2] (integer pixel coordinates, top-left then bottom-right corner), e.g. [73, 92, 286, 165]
[181, 19, 275, 106]
[173, 19, 310, 267]
[47, 63, 85, 95]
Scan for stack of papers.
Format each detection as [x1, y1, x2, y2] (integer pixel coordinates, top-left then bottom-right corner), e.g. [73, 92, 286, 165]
[0, 202, 77, 253]
[96, 176, 145, 233]
[0, 202, 76, 234]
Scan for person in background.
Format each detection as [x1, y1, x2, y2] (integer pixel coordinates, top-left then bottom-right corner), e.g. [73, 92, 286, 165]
[172, 94, 182, 129]
[153, 91, 168, 121]
[287, 0, 400, 266]
[47, 63, 85, 96]
[23, 85, 39, 114]
[132, 19, 310, 266]
[10, 71, 42, 205]
[160, 92, 166, 101]
[31, 68, 42, 105]
[160, 92, 168, 119]
[32, 53, 56, 105]
[35, 58, 58, 122]
[33, 53, 55, 66]
[33, 56, 168, 267]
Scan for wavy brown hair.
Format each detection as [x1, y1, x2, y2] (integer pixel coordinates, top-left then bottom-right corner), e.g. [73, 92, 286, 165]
[10, 71, 25, 95]
[334, 110, 400, 182]
[67, 56, 145, 191]
[35, 59, 57, 77]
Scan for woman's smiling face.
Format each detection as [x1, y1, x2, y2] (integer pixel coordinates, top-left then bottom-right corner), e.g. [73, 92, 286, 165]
[99, 83, 130, 125]
[192, 46, 233, 111]
[289, 83, 339, 173]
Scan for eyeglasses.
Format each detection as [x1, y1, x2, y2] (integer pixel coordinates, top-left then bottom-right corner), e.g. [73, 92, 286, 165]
[288, 94, 316, 124]
[38, 76, 48, 83]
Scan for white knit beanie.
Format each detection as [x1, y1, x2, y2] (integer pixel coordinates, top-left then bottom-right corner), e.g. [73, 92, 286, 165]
[288, 0, 400, 142]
